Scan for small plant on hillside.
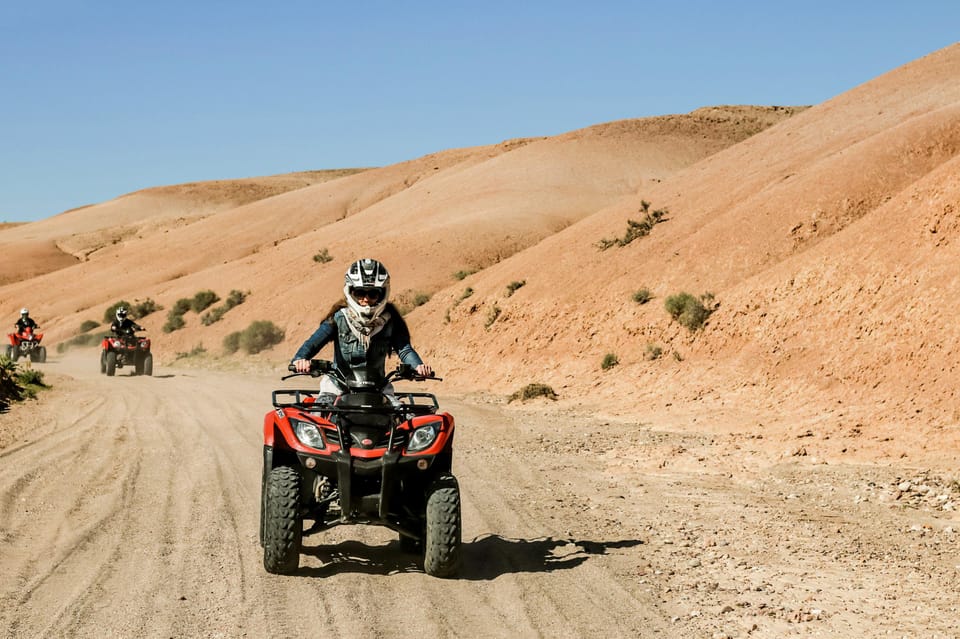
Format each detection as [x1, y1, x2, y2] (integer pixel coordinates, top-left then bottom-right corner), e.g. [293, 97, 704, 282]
[453, 269, 477, 281]
[313, 248, 333, 264]
[237, 320, 285, 354]
[505, 280, 526, 297]
[596, 201, 667, 250]
[201, 289, 248, 326]
[223, 332, 241, 354]
[485, 305, 501, 328]
[394, 290, 432, 316]
[190, 290, 220, 313]
[664, 291, 715, 331]
[644, 343, 663, 361]
[508, 383, 558, 403]
[163, 312, 186, 333]
[632, 288, 652, 304]
[171, 298, 192, 316]
[131, 298, 161, 318]
[601, 353, 619, 370]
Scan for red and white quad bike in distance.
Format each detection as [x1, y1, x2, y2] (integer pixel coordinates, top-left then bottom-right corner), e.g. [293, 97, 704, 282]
[6, 326, 46, 363]
[261, 359, 461, 577]
[100, 327, 153, 376]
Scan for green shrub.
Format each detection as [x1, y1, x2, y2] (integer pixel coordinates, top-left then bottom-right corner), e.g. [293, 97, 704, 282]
[664, 291, 715, 331]
[597, 201, 667, 250]
[453, 269, 476, 281]
[201, 289, 248, 325]
[171, 298, 192, 316]
[163, 313, 186, 333]
[223, 332, 241, 354]
[632, 288, 652, 304]
[238, 321, 285, 354]
[601, 353, 619, 370]
[508, 383, 558, 403]
[644, 343, 663, 360]
[485, 305, 501, 328]
[79, 320, 100, 333]
[505, 280, 526, 297]
[131, 298, 161, 318]
[313, 248, 333, 263]
[190, 290, 220, 313]
[0, 357, 49, 407]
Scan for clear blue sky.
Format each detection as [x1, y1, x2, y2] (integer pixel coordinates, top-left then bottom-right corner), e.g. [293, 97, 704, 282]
[2, 1, 957, 222]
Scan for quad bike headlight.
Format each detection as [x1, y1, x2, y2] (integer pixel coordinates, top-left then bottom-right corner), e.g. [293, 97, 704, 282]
[406, 423, 439, 453]
[291, 419, 326, 450]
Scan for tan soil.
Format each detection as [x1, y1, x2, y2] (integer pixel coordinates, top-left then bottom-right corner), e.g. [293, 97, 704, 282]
[0, 351, 957, 638]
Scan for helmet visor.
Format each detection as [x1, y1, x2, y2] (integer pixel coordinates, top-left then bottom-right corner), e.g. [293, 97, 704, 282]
[349, 287, 384, 305]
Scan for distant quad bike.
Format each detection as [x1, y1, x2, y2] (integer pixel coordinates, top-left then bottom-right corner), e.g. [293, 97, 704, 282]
[261, 360, 461, 577]
[100, 327, 152, 376]
[6, 327, 46, 363]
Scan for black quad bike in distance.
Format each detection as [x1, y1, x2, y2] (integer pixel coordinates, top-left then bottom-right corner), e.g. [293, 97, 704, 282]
[260, 360, 461, 577]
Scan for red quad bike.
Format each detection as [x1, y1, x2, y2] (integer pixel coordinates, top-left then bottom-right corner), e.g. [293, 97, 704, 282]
[260, 360, 461, 577]
[100, 327, 153, 376]
[6, 327, 46, 363]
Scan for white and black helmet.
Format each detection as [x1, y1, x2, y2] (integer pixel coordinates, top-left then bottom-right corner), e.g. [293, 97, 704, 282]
[343, 258, 390, 321]
[115, 307, 128, 321]
[20, 308, 28, 316]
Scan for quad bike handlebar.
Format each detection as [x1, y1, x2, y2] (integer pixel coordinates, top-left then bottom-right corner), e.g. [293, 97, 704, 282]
[283, 359, 441, 386]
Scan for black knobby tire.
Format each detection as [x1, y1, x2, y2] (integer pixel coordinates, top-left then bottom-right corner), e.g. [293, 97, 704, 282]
[11, 348, 19, 361]
[262, 466, 302, 574]
[100, 351, 107, 374]
[423, 474, 462, 578]
[142, 354, 153, 376]
[4, 345, 12, 359]
[105, 351, 117, 376]
[134, 353, 144, 376]
[37, 346, 46, 363]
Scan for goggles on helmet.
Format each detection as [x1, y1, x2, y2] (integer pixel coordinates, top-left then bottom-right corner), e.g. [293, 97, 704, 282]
[349, 287, 384, 304]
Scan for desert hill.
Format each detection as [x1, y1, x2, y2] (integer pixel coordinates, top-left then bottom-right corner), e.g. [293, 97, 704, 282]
[3, 43, 959, 466]
[0, 104, 794, 352]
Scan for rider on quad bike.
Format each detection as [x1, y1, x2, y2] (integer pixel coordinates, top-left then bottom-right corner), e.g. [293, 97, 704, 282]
[261, 259, 460, 576]
[6, 308, 46, 362]
[110, 307, 143, 336]
[100, 307, 152, 376]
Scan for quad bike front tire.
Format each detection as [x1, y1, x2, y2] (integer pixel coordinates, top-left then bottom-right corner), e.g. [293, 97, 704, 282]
[263, 466, 302, 575]
[37, 346, 46, 363]
[10, 348, 19, 362]
[105, 351, 117, 376]
[142, 353, 153, 376]
[100, 351, 107, 374]
[5, 345, 13, 359]
[423, 474, 462, 578]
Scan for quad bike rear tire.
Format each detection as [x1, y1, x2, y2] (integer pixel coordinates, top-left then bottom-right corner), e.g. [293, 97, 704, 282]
[142, 354, 153, 376]
[262, 466, 302, 575]
[423, 474, 462, 578]
[105, 351, 117, 376]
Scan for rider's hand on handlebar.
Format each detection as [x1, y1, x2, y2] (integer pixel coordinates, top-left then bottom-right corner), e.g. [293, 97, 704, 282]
[292, 358, 312, 374]
[416, 364, 433, 377]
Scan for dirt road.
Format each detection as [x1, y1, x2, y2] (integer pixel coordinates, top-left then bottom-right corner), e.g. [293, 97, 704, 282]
[1, 351, 958, 638]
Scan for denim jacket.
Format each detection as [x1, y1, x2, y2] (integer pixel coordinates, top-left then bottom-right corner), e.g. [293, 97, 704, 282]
[292, 305, 424, 383]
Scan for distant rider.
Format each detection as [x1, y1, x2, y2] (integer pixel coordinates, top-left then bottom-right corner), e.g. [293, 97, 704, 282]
[15, 308, 38, 334]
[290, 258, 433, 395]
[110, 307, 143, 336]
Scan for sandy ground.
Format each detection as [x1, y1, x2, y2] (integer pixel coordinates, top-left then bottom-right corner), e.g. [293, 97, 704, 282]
[1, 352, 959, 639]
